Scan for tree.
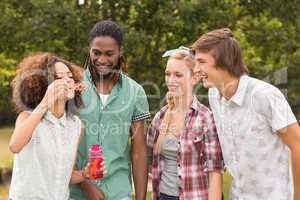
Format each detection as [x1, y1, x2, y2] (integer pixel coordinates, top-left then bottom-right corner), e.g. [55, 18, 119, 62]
[0, 0, 299, 123]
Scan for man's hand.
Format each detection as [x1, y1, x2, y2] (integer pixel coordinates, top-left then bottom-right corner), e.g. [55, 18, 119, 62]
[80, 180, 106, 200]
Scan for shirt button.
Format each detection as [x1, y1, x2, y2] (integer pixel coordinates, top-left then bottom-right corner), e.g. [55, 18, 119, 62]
[232, 155, 237, 163]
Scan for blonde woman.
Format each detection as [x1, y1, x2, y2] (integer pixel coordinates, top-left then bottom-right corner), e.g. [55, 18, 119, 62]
[147, 47, 224, 200]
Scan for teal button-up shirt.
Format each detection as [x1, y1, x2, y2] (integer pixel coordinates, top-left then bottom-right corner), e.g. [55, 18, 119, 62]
[70, 70, 150, 200]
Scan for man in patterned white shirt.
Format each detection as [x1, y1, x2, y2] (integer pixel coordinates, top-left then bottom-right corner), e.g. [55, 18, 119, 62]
[191, 28, 300, 200]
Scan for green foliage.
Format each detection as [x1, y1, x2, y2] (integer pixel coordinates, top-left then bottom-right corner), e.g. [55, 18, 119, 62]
[0, 54, 16, 124]
[287, 49, 300, 119]
[0, 0, 299, 122]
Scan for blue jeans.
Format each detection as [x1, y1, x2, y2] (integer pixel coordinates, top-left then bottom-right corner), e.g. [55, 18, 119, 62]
[120, 195, 131, 200]
[159, 193, 179, 200]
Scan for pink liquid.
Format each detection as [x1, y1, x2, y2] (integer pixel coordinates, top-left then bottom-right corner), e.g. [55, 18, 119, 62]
[88, 144, 104, 180]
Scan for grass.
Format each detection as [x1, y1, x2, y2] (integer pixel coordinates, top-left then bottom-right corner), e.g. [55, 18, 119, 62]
[0, 184, 9, 197]
[223, 172, 232, 199]
[0, 126, 13, 169]
[0, 126, 13, 198]
[0, 126, 232, 199]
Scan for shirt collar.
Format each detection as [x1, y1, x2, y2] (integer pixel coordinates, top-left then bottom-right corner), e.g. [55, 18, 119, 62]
[230, 74, 249, 106]
[190, 95, 200, 112]
[44, 111, 67, 127]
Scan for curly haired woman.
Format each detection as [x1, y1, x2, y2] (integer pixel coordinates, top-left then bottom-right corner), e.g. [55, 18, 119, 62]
[8, 52, 89, 200]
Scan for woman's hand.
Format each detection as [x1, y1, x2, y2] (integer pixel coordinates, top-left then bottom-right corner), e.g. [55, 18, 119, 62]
[40, 79, 69, 109]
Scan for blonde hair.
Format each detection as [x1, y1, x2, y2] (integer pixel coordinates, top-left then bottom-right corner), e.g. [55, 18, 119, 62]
[168, 51, 195, 73]
[155, 51, 195, 154]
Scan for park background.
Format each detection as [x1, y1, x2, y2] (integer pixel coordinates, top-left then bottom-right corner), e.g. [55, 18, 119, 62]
[0, 0, 299, 199]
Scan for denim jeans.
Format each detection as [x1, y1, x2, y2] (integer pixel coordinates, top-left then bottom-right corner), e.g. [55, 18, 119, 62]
[159, 193, 179, 200]
[120, 194, 132, 200]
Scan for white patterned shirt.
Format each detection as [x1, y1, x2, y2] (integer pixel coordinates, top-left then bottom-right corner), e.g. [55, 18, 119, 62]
[208, 75, 297, 200]
[9, 111, 81, 200]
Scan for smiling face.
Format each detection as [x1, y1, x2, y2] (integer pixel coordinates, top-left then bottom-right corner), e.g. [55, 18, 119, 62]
[54, 62, 75, 99]
[194, 50, 225, 88]
[165, 58, 195, 98]
[89, 36, 120, 79]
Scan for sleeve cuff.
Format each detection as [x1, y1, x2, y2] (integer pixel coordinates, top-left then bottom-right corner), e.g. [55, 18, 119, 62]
[204, 159, 224, 173]
[132, 112, 151, 122]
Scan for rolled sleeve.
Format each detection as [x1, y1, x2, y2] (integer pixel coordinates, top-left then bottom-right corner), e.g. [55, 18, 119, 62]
[267, 88, 297, 132]
[146, 113, 160, 165]
[252, 86, 297, 133]
[132, 86, 151, 122]
[204, 112, 224, 172]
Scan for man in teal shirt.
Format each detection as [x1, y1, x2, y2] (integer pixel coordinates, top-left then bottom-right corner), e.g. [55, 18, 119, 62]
[70, 20, 150, 200]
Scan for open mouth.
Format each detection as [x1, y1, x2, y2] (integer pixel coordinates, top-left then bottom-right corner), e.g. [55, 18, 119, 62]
[168, 85, 178, 90]
[96, 65, 109, 70]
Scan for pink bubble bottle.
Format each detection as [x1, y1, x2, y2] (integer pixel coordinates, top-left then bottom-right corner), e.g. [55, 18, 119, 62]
[88, 144, 104, 180]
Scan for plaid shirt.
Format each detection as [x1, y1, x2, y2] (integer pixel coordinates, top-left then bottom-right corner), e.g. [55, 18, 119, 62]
[147, 96, 224, 200]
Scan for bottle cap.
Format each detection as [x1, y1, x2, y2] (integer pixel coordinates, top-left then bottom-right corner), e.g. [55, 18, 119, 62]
[91, 144, 100, 151]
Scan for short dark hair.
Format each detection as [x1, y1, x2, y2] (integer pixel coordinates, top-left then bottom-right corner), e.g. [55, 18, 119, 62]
[11, 52, 83, 112]
[192, 28, 249, 77]
[89, 20, 123, 47]
[84, 20, 128, 81]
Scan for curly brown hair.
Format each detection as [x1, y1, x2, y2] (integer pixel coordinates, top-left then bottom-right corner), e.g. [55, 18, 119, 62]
[11, 52, 84, 113]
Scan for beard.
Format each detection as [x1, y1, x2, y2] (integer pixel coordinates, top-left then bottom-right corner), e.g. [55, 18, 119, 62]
[97, 70, 114, 80]
[90, 61, 120, 81]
